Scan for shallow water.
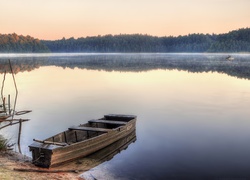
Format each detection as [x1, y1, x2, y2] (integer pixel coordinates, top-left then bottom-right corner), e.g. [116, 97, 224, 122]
[1, 53, 250, 179]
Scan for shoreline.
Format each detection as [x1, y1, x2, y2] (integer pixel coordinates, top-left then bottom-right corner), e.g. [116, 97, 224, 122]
[0, 151, 84, 180]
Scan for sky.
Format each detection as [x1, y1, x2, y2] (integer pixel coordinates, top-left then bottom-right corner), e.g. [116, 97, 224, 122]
[0, 0, 249, 40]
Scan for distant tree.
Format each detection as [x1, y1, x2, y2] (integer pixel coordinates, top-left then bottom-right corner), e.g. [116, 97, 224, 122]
[0, 33, 50, 53]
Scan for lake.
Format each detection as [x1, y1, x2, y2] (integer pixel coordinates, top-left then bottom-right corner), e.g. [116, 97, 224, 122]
[1, 53, 250, 179]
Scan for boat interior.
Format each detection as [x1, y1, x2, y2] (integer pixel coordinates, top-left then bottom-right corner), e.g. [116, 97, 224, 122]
[45, 115, 135, 145]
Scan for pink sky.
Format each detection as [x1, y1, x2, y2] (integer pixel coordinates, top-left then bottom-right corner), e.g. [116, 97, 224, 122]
[0, 0, 249, 40]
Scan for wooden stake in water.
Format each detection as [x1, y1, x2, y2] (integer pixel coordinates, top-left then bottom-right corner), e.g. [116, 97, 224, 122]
[8, 94, 10, 115]
[18, 119, 22, 145]
[3, 97, 6, 113]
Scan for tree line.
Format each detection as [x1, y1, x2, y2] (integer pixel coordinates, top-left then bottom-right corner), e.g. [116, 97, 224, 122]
[0, 28, 249, 53]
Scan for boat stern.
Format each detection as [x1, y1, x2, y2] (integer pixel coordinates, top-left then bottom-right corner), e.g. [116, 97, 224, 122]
[29, 143, 53, 168]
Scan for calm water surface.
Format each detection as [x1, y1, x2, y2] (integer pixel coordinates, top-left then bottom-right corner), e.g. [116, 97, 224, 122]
[1, 53, 250, 179]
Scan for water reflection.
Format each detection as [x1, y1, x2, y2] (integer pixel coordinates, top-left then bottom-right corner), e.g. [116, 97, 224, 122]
[0, 54, 250, 179]
[0, 53, 250, 79]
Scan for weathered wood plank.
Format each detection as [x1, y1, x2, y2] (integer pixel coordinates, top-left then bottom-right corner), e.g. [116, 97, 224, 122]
[88, 119, 127, 125]
[68, 126, 111, 133]
[33, 139, 67, 146]
[104, 114, 137, 121]
[105, 114, 136, 118]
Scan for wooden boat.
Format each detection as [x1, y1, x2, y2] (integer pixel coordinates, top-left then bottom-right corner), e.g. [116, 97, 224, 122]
[56, 129, 136, 172]
[29, 114, 136, 168]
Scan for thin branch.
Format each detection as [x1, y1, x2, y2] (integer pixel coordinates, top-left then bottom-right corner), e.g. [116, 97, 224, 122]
[0, 119, 29, 130]
[13, 168, 85, 173]
[8, 59, 18, 119]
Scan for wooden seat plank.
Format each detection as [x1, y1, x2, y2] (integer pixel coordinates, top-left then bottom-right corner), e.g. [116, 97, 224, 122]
[88, 119, 127, 125]
[69, 126, 111, 133]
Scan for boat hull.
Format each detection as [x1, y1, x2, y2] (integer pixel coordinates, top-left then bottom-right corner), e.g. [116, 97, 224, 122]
[29, 114, 136, 167]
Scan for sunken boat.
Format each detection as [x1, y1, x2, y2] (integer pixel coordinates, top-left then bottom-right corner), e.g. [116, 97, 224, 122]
[29, 114, 136, 167]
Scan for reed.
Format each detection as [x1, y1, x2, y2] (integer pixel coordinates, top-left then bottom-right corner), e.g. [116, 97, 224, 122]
[0, 135, 8, 151]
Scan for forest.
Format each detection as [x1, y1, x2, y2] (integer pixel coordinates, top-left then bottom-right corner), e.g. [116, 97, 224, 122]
[0, 28, 250, 53]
